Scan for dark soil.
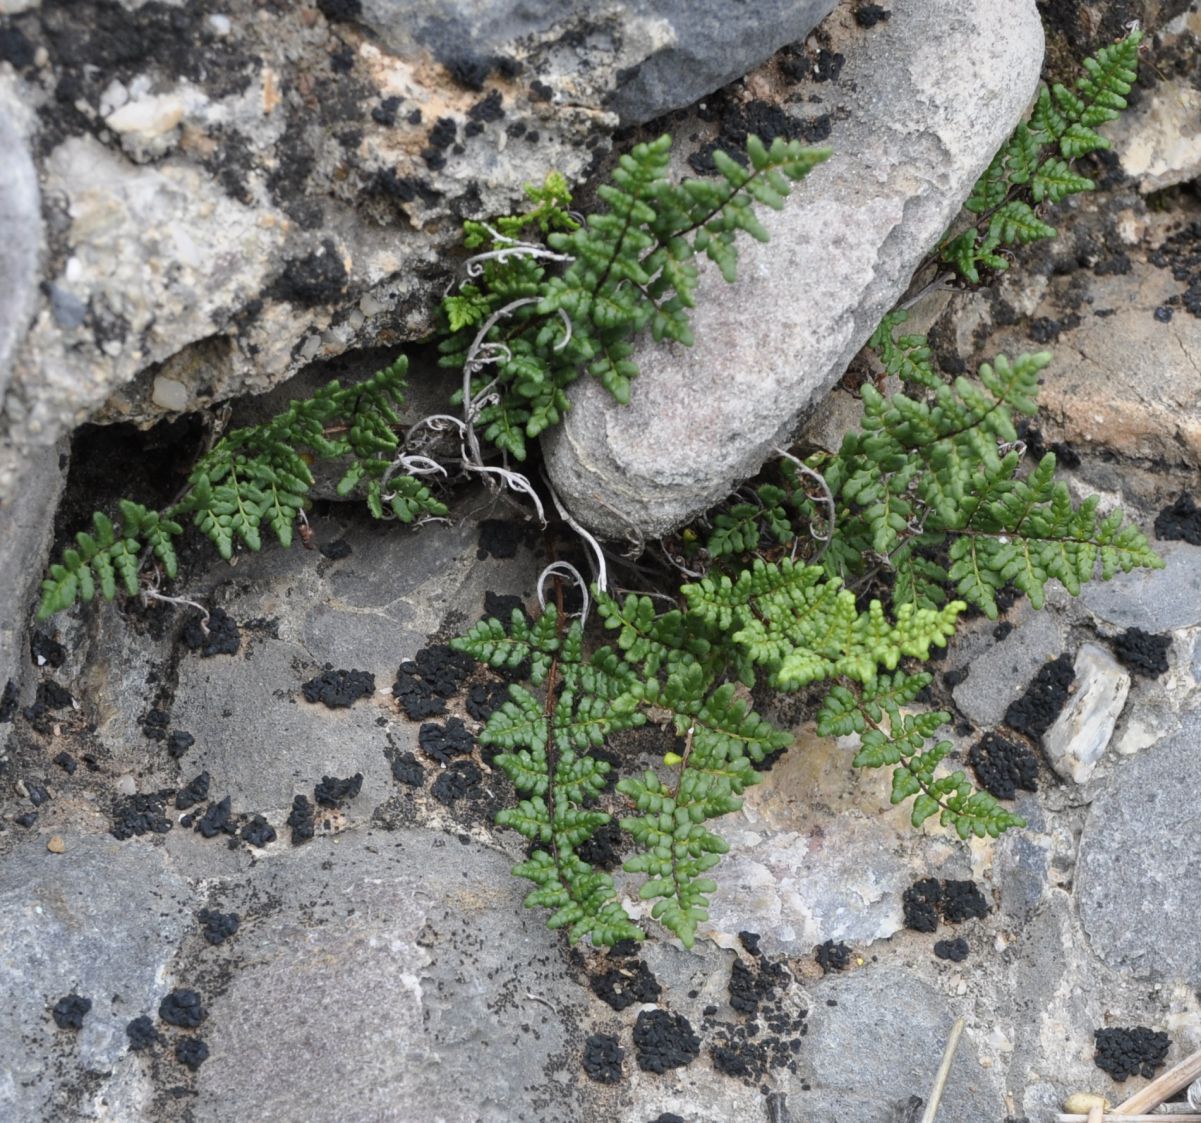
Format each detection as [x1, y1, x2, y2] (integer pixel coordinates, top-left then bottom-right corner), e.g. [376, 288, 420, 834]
[477, 519, 520, 559]
[1154, 493, 1201, 545]
[575, 819, 624, 871]
[418, 717, 474, 763]
[314, 772, 363, 806]
[182, 607, 240, 657]
[1004, 654, 1076, 742]
[632, 1009, 701, 1073]
[51, 994, 91, 1030]
[198, 909, 240, 946]
[159, 989, 205, 1029]
[590, 959, 662, 1011]
[1110, 627, 1172, 679]
[815, 939, 851, 973]
[581, 1032, 624, 1083]
[301, 668, 375, 708]
[934, 938, 970, 962]
[1094, 1026, 1169, 1081]
[968, 733, 1039, 800]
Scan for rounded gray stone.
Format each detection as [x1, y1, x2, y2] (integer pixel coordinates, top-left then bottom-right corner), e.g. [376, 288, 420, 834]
[1076, 706, 1201, 986]
[543, 0, 1046, 537]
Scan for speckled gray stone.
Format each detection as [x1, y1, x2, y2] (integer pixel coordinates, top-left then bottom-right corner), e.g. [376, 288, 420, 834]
[0, 102, 39, 404]
[543, 0, 1045, 537]
[0, 834, 193, 1120]
[1076, 705, 1201, 986]
[1080, 542, 1201, 632]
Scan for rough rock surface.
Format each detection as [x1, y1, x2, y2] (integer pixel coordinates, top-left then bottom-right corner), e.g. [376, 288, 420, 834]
[0, 99, 39, 403]
[190, 828, 596, 1123]
[543, 0, 1045, 537]
[1081, 543, 1201, 632]
[0, 0, 834, 503]
[1076, 707, 1201, 987]
[0, 834, 193, 1119]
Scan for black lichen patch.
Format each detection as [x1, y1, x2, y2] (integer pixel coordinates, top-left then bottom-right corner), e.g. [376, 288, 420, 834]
[31, 631, 67, 668]
[706, 953, 805, 1083]
[198, 909, 240, 946]
[159, 989, 206, 1029]
[175, 1036, 210, 1071]
[301, 667, 375, 708]
[392, 644, 475, 719]
[968, 732, 1039, 800]
[390, 752, 425, 788]
[477, 519, 520, 559]
[1094, 1026, 1169, 1082]
[126, 1015, 162, 1051]
[111, 791, 173, 840]
[942, 879, 990, 923]
[317, 0, 361, 21]
[287, 794, 315, 844]
[240, 815, 276, 847]
[576, 819, 624, 871]
[1148, 220, 1201, 320]
[51, 994, 92, 1030]
[182, 607, 240, 657]
[142, 707, 170, 742]
[34, 680, 74, 710]
[815, 939, 851, 974]
[1154, 493, 1201, 545]
[1004, 653, 1075, 743]
[14, 811, 37, 828]
[466, 679, 510, 723]
[1110, 627, 1171, 679]
[651, 1115, 685, 1123]
[271, 240, 348, 308]
[582, 1032, 624, 1084]
[855, 2, 890, 27]
[0, 24, 35, 68]
[175, 771, 210, 811]
[943, 666, 969, 689]
[590, 959, 661, 1011]
[166, 730, 195, 759]
[372, 95, 401, 126]
[314, 772, 363, 807]
[419, 717, 474, 763]
[54, 751, 77, 775]
[689, 98, 827, 176]
[0, 680, 17, 723]
[633, 1009, 701, 1074]
[430, 760, 482, 804]
[468, 90, 505, 123]
[902, 878, 942, 933]
[738, 931, 762, 957]
[319, 538, 353, 560]
[934, 937, 969, 962]
[193, 796, 233, 839]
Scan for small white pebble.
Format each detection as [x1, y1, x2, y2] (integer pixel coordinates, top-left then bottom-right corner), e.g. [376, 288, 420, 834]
[151, 376, 189, 412]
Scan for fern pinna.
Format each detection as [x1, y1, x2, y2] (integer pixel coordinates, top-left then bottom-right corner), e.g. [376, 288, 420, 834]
[37, 357, 447, 619]
[438, 134, 829, 460]
[941, 29, 1141, 282]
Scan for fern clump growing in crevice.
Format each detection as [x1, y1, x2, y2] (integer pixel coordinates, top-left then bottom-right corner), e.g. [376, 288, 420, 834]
[941, 29, 1142, 282]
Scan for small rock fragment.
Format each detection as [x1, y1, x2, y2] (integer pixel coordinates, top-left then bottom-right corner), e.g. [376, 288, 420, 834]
[46, 835, 65, 853]
[1042, 644, 1130, 784]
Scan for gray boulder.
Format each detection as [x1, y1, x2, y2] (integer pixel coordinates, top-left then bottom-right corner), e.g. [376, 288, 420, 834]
[0, 0, 833, 503]
[543, 0, 1046, 538]
[0, 100, 39, 403]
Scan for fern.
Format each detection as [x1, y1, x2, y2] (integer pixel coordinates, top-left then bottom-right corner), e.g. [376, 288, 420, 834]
[818, 673, 1024, 838]
[37, 357, 448, 618]
[943, 29, 1141, 282]
[439, 133, 829, 458]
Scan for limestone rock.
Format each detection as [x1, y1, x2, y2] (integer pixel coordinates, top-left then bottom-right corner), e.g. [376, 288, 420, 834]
[1080, 542, 1201, 632]
[0, 0, 835, 503]
[1076, 705, 1201, 986]
[543, 0, 1045, 537]
[1042, 643, 1130, 784]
